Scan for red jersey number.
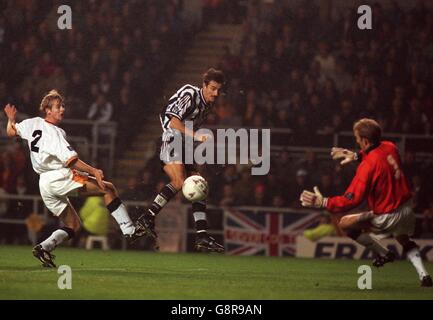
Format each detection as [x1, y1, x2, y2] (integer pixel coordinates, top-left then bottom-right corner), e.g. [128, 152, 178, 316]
[386, 154, 401, 180]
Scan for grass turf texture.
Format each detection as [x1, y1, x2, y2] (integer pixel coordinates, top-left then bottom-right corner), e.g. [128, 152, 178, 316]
[0, 246, 431, 299]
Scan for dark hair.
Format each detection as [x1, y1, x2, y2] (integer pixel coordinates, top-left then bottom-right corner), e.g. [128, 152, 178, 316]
[203, 68, 225, 86]
[40, 89, 64, 113]
[353, 118, 382, 144]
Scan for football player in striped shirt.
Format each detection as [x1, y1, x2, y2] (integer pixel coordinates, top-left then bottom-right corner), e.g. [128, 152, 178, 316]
[137, 68, 225, 253]
[3, 90, 145, 267]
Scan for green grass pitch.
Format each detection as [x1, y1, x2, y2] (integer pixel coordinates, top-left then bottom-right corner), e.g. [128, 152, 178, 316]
[0, 246, 432, 299]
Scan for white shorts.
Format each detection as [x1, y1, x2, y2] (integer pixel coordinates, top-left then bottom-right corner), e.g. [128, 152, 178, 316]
[39, 168, 88, 216]
[364, 202, 415, 239]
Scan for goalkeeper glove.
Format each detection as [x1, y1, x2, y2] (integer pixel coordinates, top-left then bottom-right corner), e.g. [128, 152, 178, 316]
[331, 147, 358, 165]
[300, 186, 328, 209]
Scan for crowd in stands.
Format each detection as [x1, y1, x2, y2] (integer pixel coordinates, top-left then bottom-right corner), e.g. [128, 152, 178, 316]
[0, 0, 189, 170]
[0, 0, 191, 244]
[214, 1, 433, 136]
[0, 0, 190, 143]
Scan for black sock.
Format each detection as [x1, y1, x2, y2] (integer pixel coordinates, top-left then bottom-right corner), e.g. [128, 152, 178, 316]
[107, 197, 122, 213]
[193, 201, 208, 237]
[60, 226, 75, 240]
[148, 183, 178, 217]
[402, 240, 417, 255]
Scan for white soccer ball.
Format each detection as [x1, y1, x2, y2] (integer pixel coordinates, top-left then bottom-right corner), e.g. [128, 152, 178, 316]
[182, 175, 209, 202]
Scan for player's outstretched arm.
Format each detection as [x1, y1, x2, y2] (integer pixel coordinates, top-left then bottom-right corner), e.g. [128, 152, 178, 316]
[331, 147, 358, 165]
[68, 158, 105, 190]
[300, 186, 328, 209]
[3, 104, 18, 137]
[169, 117, 211, 142]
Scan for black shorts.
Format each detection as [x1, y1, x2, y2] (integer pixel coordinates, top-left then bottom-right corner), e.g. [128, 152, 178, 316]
[158, 136, 198, 173]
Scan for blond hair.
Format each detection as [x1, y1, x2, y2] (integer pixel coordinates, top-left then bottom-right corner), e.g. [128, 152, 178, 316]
[353, 118, 382, 144]
[39, 90, 64, 113]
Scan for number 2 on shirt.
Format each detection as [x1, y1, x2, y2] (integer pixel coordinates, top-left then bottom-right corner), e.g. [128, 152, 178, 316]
[31, 130, 42, 153]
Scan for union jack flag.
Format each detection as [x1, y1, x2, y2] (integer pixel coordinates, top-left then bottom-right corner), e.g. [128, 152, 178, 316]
[224, 208, 322, 256]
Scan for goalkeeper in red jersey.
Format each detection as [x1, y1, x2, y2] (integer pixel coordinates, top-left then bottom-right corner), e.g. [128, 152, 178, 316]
[300, 118, 431, 287]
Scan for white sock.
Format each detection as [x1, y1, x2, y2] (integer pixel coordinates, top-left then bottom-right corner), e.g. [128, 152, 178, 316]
[356, 233, 389, 256]
[111, 203, 135, 235]
[407, 248, 429, 280]
[40, 229, 69, 252]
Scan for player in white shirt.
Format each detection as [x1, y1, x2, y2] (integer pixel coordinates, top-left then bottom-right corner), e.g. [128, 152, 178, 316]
[3, 90, 145, 267]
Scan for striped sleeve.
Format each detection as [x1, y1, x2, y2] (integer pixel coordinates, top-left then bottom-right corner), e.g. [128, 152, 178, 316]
[165, 88, 195, 120]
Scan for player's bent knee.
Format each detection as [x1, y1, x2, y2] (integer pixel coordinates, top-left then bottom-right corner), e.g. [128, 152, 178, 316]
[338, 216, 351, 230]
[104, 181, 118, 196]
[104, 181, 115, 192]
[339, 214, 361, 230]
[171, 179, 184, 190]
[61, 226, 78, 239]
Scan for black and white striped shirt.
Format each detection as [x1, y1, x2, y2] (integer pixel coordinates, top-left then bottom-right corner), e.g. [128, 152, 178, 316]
[160, 84, 212, 141]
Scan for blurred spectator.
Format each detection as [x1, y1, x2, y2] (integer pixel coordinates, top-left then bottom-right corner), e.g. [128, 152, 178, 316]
[303, 214, 336, 241]
[37, 52, 57, 77]
[215, 96, 242, 126]
[313, 42, 336, 82]
[411, 174, 428, 212]
[79, 196, 110, 237]
[402, 151, 419, 183]
[219, 184, 236, 207]
[404, 97, 430, 134]
[421, 201, 433, 238]
[87, 93, 113, 123]
[0, 152, 18, 193]
[318, 173, 338, 197]
[87, 93, 114, 147]
[0, 187, 6, 218]
[215, 165, 238, 195]
[251, 183, 269, 206]
[296, 150, 320, 181]
[136, 170, 155, 202]
[232, 169, 254, 205]
[121, 177, 141, 201]
[291, 115, 312, 146]
[287, 169, 311, 208]
[7, 175, 32, 217]
[271, 194, 286, 208]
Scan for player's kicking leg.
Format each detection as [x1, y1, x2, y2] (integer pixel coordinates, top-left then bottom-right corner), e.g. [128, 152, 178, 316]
[396, 234, 432, 287]
[136, 163, 224, 253]
[135, 163, 183, 241]
[188, 170, 224, 253]
[339, 212, 395, 267]
[33, 205, 81, 268]
[79, 177, 146, 243]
